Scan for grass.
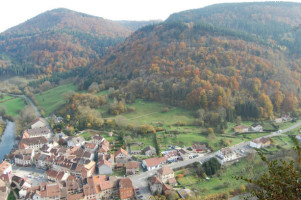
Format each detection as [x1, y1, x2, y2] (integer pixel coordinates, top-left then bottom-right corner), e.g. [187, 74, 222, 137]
[35, 83, 77, 116]
[99, 99, 195, 126]
[176, 156, 265, 198]
[7, 191, 16, 200]
[0, 95, 27, 116]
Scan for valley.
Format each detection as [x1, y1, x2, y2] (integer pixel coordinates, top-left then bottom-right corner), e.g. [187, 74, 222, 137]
[0, 1, 300, 200]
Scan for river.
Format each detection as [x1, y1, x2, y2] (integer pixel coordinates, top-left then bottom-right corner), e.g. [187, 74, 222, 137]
[0, 121, 15, 161]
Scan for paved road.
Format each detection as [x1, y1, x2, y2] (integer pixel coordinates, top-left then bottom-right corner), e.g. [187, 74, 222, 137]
[131, 120, 301, 199]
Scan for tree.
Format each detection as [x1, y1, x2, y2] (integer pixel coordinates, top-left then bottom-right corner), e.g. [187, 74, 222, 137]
[236, 139, 301, 199]
[207, 128, 216, 140]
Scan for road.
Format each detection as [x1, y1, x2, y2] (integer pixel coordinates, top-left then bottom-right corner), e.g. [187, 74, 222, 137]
[131, 120, 301, 199]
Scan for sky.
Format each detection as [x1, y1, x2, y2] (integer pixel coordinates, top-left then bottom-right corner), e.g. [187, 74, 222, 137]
[0, 0, 300, 33]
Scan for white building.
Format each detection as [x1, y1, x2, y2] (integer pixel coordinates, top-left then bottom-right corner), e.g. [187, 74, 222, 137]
[216, 148, 237, 164]
[142, 157, 167, 171]
[30, 118, 47, 129]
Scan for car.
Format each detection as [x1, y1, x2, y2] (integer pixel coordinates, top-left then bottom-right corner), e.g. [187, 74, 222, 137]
[135, 188, 140, 191]
[139, 195, 143, 198]
[136, 191, 141, 195]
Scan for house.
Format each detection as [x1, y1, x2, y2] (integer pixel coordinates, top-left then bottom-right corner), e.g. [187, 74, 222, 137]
[114, 148, 130, 164]
[84, 142, 98, 153]
[191, 144, 208, 153]
[296, 134, 301, 141]
[249, 139, 262, 149]
[22, 127, 51, 139]
[233, 125, 249, 133]
[250, 124, 263, 132]
[125, 161, 139, 175]
[260, 137, 271, 148]
[0, 179, 9, 200]
[98, 145, 109, 155]
[30, 118, 47, 129]
[90, 175, 113, 199]
[178, 149, 192, 160]
[46, 169, 68, 182]
[67, 193, 84, 200]
[162, 150, 179, 162]
[65, 175, 83, 195]
[142, 146, 156, 157]
[19, 136, 48, 150]
[67, 136, 85, 147]
[274, 118, 283, 123]
[0, 161, 12, 175]
[162, 183, 174, 196]
[12, 149, 35, 167]
[149, 176, 162, 195]
[91, 135, 104, 145]
[27, 182, 61, 200]
[250, 137, 271, 149]
[119, 178, 134, 200]
[98, 160, 113, 175]
[142, 157, 167, 171]
[216, 148, 237, 164]
[157, 166, 176, 185]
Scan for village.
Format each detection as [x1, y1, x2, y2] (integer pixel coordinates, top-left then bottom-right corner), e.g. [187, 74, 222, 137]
[0, 115, 299, 200]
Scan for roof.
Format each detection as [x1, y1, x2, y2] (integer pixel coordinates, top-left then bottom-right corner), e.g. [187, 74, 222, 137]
[45, 183, 60, 197]
[119, 178, 133, 189]
[251, 123, 262, 127]
[220, 148, 234, 156]
[157, 166, 173, 176]
[114, 148, 128, 157]
[162, 183, 174, 192]
[30, 118, 46, 126]
[260, 137, 270, 144]
[24, 127, 50, 136]
[92, 135, 104, 141]
[0, 161, 11, 173]
[98, 160, 112, 168]
[84, 142, 97, 149]
[149, 176, 161, 184]
[67, 193, 84, 200]
[192, 144, 207, 151]
[99, 181, 112, 191]
[126, 161, 139, 170]
[144, 157, 167, 167]
[143, 146, 156, 152]
[19, 136, 48, 147]
[234, 125, 249, 129]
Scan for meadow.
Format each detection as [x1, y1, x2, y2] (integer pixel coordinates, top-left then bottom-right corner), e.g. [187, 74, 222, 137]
[0, 95, 27, 116]
[35, 83, 77, 116]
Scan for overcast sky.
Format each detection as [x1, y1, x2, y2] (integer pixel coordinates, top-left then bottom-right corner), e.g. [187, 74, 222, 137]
[0, 0, 300, 33]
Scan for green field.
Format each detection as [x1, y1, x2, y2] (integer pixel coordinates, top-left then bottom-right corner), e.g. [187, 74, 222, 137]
[0, 95, 27, 116]
[35, 83, 77, 116]
[100, 99, 195, 126]
[176, 156, 265, 198]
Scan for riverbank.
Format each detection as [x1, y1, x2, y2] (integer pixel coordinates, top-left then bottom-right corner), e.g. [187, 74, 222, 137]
[0, 121, 16, 161]
[0, 120, 6, 138]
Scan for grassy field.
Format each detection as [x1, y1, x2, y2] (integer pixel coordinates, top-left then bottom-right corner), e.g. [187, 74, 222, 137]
[35, 83, 77, 116]
[99, 99, 195, 126]
[0, 95, 27, 116]
[176, 156, 265, 198]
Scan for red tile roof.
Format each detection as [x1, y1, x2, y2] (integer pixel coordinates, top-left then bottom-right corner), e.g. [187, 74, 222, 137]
[144, 157, 167, 167]
[157, 166, 173, 176]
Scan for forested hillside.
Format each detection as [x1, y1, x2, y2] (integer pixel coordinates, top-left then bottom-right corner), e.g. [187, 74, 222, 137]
[85, 2, 301, 120]
[0, 8, 134, 76]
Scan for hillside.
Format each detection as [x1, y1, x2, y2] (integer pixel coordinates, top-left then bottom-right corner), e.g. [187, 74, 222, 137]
[116, 20, 162, 31]
[0, 8, 133, 76]
[86, 2, 301, 120]
[167, 2, 301, 55]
